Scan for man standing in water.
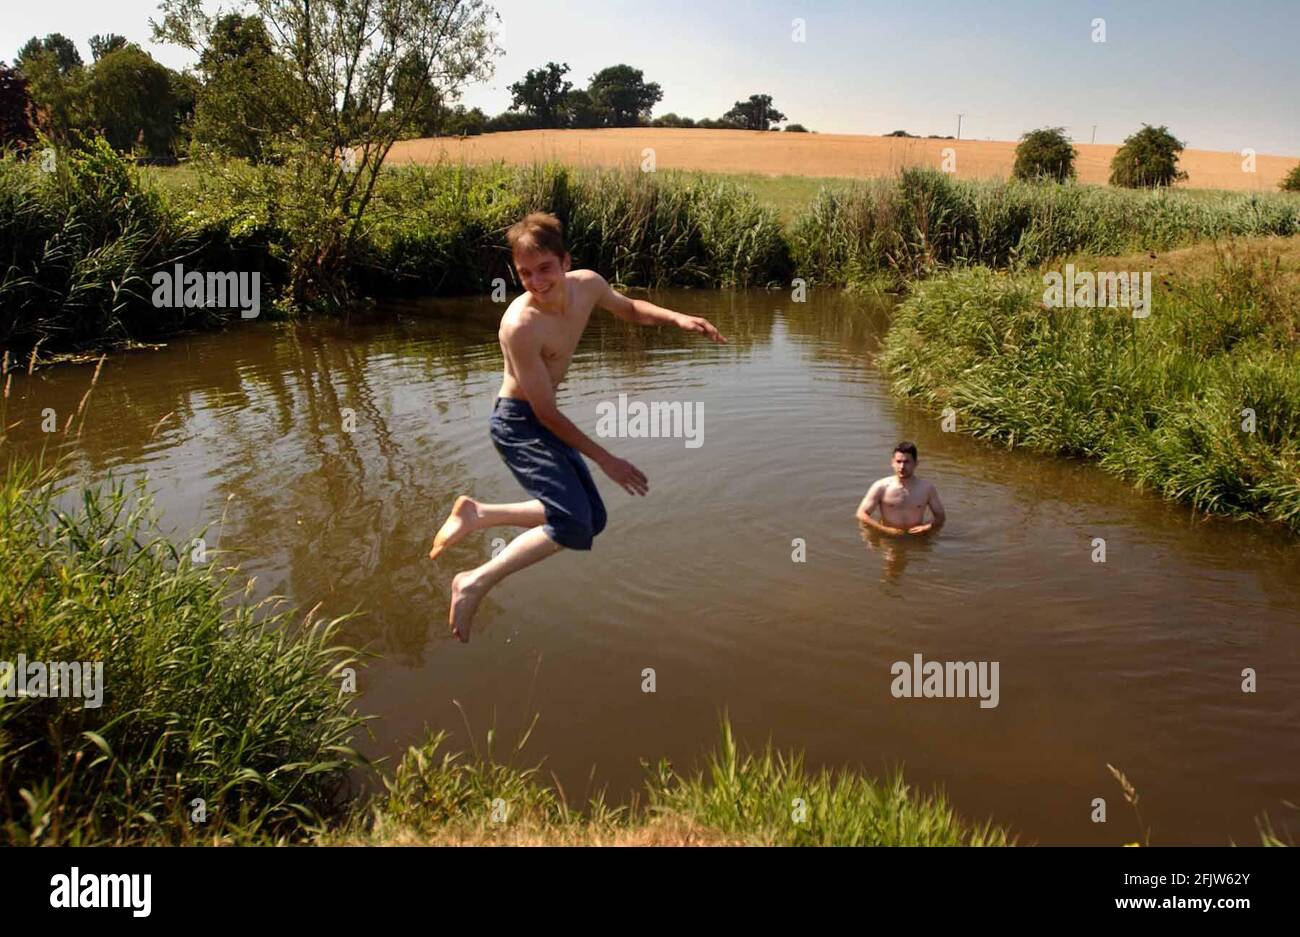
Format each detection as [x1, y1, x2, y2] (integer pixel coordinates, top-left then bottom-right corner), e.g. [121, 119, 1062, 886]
[428, 212, 727, 641]
[856, 442, 946, 536]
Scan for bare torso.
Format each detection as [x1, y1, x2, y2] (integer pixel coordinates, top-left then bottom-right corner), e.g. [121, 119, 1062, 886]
[498, 272, 597, 400]
[874, 476, 934, 529]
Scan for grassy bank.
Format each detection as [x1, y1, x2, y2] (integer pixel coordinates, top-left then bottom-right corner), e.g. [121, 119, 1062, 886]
[880, 237, 1300, 532]
[0, 456, 1010, 846]
[341, 717, 1011, 846]
[0, 457, 366, 845]
[6, 141, 1300, 361]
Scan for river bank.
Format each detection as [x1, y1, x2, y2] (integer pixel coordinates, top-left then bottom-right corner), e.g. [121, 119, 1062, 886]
[5, 144, 1300, 362]
[881, 237, 1300, 534]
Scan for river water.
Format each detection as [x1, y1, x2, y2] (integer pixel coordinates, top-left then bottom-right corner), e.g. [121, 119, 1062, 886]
[4, 289, 1297, 844]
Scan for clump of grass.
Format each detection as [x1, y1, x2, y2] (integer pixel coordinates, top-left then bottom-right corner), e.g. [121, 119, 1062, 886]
[346, 714, 1010, 846]
[879, 239, 1300, 531]
[642, 718, 1011, 845]
[0, 455, 367, 845]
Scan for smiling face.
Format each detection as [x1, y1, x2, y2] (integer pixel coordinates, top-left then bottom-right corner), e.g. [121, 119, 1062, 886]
[513, 246, 570, 302]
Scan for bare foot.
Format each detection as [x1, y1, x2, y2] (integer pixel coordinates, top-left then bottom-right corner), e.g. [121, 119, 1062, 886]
[449, 571, 486, 643]
[429, 496, 478, 560]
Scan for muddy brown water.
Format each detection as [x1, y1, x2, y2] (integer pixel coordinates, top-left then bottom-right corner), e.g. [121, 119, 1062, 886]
[4, 290, 1298, 845]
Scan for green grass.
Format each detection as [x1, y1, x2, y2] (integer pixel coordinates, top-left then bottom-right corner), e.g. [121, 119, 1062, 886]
[342, 714, 1013, 846]
[879, 239, 1300, 532]
[0, 454, 367, 845]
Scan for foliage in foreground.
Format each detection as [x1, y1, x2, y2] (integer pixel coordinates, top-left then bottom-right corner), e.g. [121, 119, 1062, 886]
[350, 716, 1012, 846]
[0, 457, 366, 845]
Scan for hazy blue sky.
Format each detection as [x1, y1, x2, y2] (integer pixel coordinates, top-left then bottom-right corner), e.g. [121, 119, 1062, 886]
[4, 0, 1297, 153]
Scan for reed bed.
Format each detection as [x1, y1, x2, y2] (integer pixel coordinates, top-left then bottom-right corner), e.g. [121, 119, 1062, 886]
[879, 241, 1300, 531]
[0, 454, 367, 845]
[790, 169, 1300, 288]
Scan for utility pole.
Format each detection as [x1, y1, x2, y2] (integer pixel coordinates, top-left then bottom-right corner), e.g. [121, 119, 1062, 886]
[1091, 124, 1097, 145]
[956, 113, 964, 140]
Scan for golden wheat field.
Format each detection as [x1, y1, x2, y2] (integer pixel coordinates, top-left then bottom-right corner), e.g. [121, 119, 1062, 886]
[387, 127, 1298, 191]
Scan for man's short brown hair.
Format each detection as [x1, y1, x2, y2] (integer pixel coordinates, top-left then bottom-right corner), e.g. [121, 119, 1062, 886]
[507, 212, 568, 260]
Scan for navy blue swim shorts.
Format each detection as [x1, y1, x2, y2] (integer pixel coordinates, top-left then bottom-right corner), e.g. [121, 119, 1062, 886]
[489, 397, 607, 550]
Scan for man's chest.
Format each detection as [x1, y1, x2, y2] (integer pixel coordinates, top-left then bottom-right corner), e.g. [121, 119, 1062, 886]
[882, 483, 924, 507]
[538, 308, 594, 363]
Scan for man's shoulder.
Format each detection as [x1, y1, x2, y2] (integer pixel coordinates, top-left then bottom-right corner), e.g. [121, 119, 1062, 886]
[499, 299, 543, 341]
[870, 476, 893, 490]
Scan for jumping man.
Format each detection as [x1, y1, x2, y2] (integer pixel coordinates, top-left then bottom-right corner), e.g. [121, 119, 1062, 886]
[429, 212, 727, 641]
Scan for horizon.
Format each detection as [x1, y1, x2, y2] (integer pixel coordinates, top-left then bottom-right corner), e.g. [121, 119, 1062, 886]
[3, 0, 1298, 156]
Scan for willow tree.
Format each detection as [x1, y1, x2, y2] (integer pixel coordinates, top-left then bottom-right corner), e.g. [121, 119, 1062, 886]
[153, 0, 501, 308]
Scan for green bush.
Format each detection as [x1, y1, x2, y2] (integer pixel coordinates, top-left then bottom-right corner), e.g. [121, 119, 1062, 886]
[1012, 127, 1077, 183]
[1110, 124, 1188, 188]
[1282, 163, 1300, 193]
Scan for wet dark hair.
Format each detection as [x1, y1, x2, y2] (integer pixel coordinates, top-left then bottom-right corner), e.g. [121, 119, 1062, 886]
[893, 441, 918, 461]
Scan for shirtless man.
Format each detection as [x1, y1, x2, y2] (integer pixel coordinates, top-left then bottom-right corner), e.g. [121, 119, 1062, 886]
[855, 442, 946, 537]
[428, 212, 726, 641]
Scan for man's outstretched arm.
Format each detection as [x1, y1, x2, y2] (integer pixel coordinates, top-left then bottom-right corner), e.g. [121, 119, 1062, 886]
[594, 275, 727, 344]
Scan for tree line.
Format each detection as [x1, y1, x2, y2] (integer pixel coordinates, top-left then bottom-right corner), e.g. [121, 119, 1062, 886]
[0, 23, 808, 162]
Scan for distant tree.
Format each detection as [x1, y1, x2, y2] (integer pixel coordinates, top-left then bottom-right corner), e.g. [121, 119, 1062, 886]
[784, 123, 809, 132]
[1109, 124, 1188, 188]
[561, 88, 605, 128]
[508, 62, 571, 127]
[89, 34, 129, 62]
[16, 34, 83, 75]
[1279, 163, 1300, 193]
[695, 116, 742, 130]
[392, 51, 451, 137]
[1012, 126, 1077, 183]
[186, 13, 304, 160]
[485, 110, 540, 132]
[443, 104, 487, 136]
[0, 62, 38, 151]
[85, 45, 187, 156]
[14, 48, 87, 142]
[587, 65, 661, 127]
[651, 112, 694, 128]
[722, 94, 785, 131]
[885, 129, 915, 137]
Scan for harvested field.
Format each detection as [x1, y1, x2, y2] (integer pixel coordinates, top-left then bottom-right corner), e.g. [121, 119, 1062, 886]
[388, 127, 1298, 192]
